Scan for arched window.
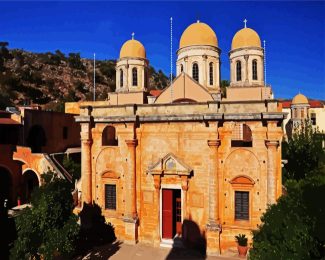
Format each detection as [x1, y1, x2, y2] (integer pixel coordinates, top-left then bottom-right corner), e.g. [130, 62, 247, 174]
[180, 64, 183, 73]
[192, 63, 199, 82]
[301, 109, 304, 118]
[231, 123, 252, 147]
[102, 126, 118, 146]
[120, 69, 123, 87]
[209, 62, 213, 85]
[236, 61, 242, 81]
[132, 67, 137, 86]
[252, 60, 258, 80]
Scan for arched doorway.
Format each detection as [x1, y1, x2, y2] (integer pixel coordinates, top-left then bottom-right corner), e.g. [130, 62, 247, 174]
[23, 170, 39, 203]
[0, 167, 12, 209]
[26, 125, 47, 153]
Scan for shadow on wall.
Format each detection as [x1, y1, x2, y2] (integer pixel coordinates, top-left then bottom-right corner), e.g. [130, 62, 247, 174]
[74, 203, 121, 259]
[166, 217, 207, 260]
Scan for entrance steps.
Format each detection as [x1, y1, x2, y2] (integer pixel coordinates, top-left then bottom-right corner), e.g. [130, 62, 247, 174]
[160, 235, 184, 248]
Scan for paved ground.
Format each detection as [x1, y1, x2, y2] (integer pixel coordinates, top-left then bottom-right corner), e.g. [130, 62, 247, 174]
[78, 241, 244, 260]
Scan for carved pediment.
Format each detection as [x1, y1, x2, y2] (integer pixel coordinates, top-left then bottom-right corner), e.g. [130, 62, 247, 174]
[147, 153, 192, 176]
[229, 175, 255, 186]
[101, 170, 120, 179]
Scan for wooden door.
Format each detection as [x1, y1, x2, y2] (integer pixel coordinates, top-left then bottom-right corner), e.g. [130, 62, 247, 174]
[162, 189, 173, 239]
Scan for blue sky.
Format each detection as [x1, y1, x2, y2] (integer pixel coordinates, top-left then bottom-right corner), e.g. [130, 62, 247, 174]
[1, 1, 324, 99]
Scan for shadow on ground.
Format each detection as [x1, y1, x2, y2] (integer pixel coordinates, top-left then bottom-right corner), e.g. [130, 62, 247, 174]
[74, 203, 121, 259]
[166, 217, 206, 259]
[0, 206, 16, 260]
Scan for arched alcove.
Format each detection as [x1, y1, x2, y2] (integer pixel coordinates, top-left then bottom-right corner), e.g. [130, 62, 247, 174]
[102, 126, 118, 146]
[23, 170, 39, 203]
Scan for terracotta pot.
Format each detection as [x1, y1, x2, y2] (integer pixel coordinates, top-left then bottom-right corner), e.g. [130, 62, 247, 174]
[237, 245, 248, 257]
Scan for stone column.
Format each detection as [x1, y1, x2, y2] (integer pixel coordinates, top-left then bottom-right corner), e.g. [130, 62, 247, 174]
[181, 175, 189, 219]
[265, 140, 279, 204]
[207, 140, 221, 227]
[123, 139, 138, 244]
[81, 128, 92, 205]
[244, 55, 249, 83]
[153, 175, 161, 246]
[125, 139, 138, 219]
[203, 55, 207, 87]
[206, 138, 221, 256]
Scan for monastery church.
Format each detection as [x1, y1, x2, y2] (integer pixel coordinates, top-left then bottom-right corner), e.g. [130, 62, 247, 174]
[71, 20, 285, 254]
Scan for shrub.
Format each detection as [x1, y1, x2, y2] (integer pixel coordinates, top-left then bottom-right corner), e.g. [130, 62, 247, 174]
[235, 234, 248, 246]
[10, 171, 80, 260]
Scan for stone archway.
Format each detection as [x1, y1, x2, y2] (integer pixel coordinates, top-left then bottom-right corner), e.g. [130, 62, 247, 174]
[22, 170, 39, 203]
[0, 166, 13, 208]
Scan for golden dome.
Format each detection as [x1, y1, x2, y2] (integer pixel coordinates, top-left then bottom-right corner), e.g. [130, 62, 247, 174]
[120, 39, 146, 59]
[179, 21, 218, 49]
[231, 28, 261, 50]
[292, 93, 309, 105]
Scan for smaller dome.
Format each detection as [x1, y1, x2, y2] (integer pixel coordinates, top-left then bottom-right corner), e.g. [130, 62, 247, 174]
[179, 21, 218, 49]
[231, 27, 261, 50]
[292, 93, 309, 105]
[120, 39, 146, 59]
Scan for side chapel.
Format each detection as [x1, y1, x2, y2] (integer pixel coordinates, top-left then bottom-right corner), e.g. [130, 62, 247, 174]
[74, 20, 285, 254]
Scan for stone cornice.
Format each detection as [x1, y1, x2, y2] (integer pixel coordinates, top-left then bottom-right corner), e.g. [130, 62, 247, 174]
[76, 112, 286, 123]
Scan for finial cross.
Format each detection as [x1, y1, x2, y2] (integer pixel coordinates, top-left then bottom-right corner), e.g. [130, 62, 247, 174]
[243, 19, 247, 28]
[131, 32, 135, 40]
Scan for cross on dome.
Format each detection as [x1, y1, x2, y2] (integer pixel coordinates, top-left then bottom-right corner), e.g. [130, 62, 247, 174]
[131, 32, 135, 40]
[243, 19, 247, 28]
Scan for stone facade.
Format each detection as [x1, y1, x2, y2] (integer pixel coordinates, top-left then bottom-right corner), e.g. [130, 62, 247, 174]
[75, 100, 285, 254]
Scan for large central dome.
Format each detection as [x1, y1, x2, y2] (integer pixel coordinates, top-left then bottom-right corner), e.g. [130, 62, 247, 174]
[179, 21, 218, 49]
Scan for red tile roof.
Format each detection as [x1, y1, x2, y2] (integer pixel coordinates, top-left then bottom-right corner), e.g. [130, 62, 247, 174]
[280, 100, 324, 108]
[0, 118, 21, 125]
[149, 89, 163, 97]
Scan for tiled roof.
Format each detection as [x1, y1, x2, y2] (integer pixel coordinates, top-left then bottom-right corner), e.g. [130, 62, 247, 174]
[149, 89, 163, 97]
[0, 118, 21, 125]
[280, 100, 324, 108]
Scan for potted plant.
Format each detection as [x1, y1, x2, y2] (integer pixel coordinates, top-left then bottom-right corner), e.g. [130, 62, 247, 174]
[235, 234, 248, 257]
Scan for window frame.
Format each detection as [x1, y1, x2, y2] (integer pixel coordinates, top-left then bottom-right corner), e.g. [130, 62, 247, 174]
[120, 69, 123, 87]
[252, 59, 258, 80]
[63, 126, 68, 140]
[236, 61, 242, 81]
[209, 62, 214, 85]
[132, 67, 138, 86]
[104, 183, 117, 210]
[192, 63, 199, 82]
[311, 112, 316, 125]
[234, 190, 249, 221]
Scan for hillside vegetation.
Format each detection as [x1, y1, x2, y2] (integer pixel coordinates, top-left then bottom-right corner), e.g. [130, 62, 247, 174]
[0, 42, 169, 111]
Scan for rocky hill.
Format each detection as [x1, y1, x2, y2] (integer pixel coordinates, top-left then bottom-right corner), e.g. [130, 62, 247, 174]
[0, 42, 169, 111]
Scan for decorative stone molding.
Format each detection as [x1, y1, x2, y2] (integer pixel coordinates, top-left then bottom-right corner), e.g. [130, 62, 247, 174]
[125, 139, 138, 147]
[265, 140, 279, 148]
[206, 221, 221, 231]
[147, 153, 193, 177]
[207, 139, 221, 147]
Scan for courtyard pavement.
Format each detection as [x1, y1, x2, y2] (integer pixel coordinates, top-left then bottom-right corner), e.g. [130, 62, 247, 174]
[77, 241, 245, 260]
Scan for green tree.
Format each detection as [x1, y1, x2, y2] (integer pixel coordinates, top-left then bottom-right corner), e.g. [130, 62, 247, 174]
[250, 175, 325, 259]
[63, 156, 81, 183]
[282, 120, 325, 181]
[220, 80, 230, 98]
[10, 171, 79, 260]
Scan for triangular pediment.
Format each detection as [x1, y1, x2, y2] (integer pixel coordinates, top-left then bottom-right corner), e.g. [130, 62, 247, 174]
[148, 153, 192, 176]
[154, 73, 214, 104]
